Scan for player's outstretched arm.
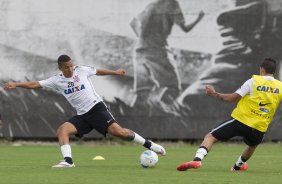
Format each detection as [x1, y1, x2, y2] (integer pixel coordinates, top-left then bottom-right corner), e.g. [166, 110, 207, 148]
[96, 69, 125, 76]
[206, 85, 241, 103]
[4, 81, 41, 90]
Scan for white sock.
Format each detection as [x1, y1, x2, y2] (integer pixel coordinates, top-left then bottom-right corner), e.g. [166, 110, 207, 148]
[60, 144, 72, 158]
[133, 132, 146, 145]
[235, 156, 245, 167]
[194, 147, 208, 161]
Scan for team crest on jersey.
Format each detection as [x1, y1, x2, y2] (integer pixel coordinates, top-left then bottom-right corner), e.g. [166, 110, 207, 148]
[73, 75, 80, 82]
[256, 86, 279, 94]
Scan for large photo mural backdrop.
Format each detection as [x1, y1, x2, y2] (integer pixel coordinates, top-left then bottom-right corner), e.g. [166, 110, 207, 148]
[0, 0, 282, 139]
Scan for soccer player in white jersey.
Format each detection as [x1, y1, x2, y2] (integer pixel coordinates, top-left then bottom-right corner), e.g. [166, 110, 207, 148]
[4, 55, 166, 168]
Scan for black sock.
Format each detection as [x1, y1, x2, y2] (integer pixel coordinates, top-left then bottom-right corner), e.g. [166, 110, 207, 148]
[64, 157, 73, 164]
[143, 140, 152, 149]
[193, 157, 202, 161]
[241, 156, 247, 162]
[233, 164, 240, 170]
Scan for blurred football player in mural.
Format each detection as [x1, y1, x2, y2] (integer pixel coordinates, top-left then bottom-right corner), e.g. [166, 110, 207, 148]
[179, 0, 282, 122]
[130, 0, 204, 113]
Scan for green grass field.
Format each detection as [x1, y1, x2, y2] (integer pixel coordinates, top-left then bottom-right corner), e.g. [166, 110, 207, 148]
[0, 141, 281, 184]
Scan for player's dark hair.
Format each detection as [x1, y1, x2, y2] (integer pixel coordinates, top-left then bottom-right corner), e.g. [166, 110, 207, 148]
[57, 55, 71, 65]
[261, 58, 276, 74]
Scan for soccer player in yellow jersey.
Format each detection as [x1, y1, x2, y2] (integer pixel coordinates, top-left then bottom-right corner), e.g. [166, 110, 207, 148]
[177, 58, 282, 171]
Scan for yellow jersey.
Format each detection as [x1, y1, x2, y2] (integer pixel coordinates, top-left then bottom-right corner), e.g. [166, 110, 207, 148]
[231, 75, 282, 132]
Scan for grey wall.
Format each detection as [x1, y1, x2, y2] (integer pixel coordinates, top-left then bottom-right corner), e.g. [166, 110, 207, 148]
[1, 0, 282, 140]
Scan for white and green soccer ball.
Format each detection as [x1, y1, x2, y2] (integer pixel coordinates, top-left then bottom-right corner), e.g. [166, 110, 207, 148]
[140, 150, 158, 168]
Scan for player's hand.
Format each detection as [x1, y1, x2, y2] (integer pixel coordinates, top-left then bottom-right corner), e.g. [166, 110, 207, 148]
[205, 85, 215, 96]
[116, 69, 125, 76]
[4, 82, 17, 90]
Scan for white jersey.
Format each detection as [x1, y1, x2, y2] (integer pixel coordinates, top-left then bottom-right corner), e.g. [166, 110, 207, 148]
[39, 66, 102, 115]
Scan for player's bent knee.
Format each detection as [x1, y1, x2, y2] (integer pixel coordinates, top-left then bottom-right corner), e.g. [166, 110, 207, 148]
[57, 122, 74, 137]
[204, 133, 217, 142]
[57, 126, 65, 137]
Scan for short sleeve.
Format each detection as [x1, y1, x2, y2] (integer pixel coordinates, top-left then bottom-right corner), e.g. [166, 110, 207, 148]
[79, 66, 96, 77]
[235, 78, 254, 97]
[38, 76, 57, 90]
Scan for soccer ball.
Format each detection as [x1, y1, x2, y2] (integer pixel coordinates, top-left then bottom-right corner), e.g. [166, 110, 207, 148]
[140, 150, 158, 168]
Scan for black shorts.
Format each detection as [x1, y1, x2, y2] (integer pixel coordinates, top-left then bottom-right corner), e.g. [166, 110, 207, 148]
[210, 118, 265, 147]
[68, 102, 116, 137]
